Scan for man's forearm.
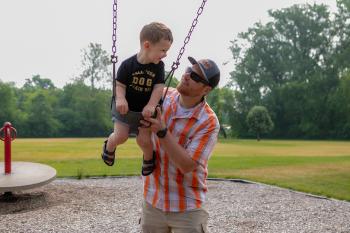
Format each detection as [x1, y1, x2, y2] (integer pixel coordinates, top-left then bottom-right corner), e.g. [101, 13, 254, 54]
[158, 132, 197, 174]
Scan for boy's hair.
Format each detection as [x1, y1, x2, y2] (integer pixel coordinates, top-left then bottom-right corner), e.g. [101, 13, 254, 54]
[140, 22, 173, 44]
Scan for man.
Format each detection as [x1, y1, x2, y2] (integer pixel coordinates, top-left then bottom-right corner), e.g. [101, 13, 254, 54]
[140, 56, 220, 233]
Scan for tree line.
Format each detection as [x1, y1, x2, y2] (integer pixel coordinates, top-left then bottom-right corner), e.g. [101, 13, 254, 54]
[1, 1, 349, 139]
[211, 0, 350, 139]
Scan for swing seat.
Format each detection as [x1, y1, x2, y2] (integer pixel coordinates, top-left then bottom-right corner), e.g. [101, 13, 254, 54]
[111, 102, 144, 135]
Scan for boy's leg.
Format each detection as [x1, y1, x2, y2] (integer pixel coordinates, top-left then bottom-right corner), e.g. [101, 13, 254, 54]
[136, 128, 153, 160]
[107, 121, 129, 152]
[137, 128, 155, 176]
[102, 121, 129, 166]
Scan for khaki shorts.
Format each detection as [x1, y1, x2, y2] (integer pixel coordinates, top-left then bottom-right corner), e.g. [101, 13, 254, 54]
[141, 201, 209, 233]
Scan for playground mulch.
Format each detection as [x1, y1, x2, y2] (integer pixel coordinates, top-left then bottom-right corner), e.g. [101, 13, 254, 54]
[1, 177, 350, 233]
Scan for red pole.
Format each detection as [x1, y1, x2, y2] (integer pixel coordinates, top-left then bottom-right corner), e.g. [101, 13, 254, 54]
[4, 123, 11, 174]
[1, 122, 16, 175]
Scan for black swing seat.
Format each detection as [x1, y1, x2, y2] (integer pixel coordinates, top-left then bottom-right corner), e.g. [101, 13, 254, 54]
[111, 102, 144, 136]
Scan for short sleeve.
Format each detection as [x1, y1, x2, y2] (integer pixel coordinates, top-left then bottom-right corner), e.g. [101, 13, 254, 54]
[154, 62, 165, 84]
[116, 60, 129, 85]
[185, 116, 220, 167]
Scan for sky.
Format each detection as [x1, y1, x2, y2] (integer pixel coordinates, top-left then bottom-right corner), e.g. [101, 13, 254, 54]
[0, 0, 336, 88]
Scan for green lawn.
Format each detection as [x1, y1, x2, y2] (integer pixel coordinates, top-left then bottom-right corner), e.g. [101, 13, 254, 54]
[1, 138, 350, 201]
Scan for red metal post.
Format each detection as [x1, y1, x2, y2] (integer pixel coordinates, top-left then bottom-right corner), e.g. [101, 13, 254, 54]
[4, 123, 11, 174]
[1, 122, 16, 175]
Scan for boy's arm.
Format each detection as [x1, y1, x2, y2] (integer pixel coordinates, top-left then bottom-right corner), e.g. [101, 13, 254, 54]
[142, 83, 164, 117]
[115, 81, 126, 98]
[147, 83, 164, 107]
[115, 81, 128, 114]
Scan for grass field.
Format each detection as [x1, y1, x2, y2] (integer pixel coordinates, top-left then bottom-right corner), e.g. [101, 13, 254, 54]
[1, 138, 350, 201]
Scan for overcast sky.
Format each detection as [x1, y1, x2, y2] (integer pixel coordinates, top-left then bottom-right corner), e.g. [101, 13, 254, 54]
[0, 0, 336, 88]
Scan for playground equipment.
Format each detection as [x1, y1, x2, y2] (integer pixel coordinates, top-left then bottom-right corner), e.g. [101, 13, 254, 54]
[109, 0, 207, 119]
[0, 122, 56, 198]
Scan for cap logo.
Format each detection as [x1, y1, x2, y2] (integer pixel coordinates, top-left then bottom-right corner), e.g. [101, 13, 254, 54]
[200, 59, 212, 70]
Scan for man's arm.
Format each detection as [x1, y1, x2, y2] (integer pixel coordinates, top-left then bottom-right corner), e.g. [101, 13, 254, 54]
[142, 107, 197, 174]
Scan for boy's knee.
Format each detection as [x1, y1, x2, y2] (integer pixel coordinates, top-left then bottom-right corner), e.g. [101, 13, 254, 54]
[136, 135, 151, 148]
[110, 130, 128, 145]
[117, 133, 129, 144]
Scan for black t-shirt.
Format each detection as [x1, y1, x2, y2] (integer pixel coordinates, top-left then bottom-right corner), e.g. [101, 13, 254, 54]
[116, 54, 165, 112]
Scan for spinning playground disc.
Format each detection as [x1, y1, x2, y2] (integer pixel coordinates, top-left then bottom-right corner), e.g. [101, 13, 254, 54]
[0, 122, 56, 193]
[0, 162, 56, 192]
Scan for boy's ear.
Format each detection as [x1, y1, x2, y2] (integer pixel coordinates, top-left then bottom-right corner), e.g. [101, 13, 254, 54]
[143, 41, 150, 49]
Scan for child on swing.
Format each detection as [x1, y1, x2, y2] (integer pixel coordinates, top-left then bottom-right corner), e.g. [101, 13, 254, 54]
[101, 22, 173, 176]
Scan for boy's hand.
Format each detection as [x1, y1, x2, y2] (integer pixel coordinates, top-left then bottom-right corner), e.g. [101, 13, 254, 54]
[142, 104, 155, 118]
[141, 106, 164, 133]
[116, 98, 128, 115]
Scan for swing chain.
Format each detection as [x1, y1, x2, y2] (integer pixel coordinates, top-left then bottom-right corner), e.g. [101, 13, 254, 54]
[171, 0, 207, 71]
[111, 0, 118, 64]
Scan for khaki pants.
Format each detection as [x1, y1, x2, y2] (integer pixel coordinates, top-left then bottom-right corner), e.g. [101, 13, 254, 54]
[141, 201, 209, 233]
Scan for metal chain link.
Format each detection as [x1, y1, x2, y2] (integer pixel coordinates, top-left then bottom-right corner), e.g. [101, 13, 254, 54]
[111, 0, 118, 64]
[111, 0, 118, 103]
[171, 0, 207, 71]
[160, 0, 207, 105]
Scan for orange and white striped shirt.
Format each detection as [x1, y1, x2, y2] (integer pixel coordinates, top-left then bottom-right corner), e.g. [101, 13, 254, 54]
[143, 88, 220, 212]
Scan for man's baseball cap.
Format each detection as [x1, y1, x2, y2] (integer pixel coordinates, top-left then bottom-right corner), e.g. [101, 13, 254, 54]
[188, 56, 220, 88]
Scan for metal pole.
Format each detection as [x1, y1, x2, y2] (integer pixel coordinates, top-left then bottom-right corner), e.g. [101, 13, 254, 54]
[4, 123, 11, 174]
[1, 122, 16, 175]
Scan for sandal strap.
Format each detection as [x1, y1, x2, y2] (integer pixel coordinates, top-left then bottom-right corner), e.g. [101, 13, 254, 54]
[142, 151, 156, 176]
[143, 158, 155, 164]
[101, 140, 116, 166]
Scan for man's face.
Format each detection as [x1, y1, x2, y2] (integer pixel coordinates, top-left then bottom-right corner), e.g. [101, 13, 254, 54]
[177, 64, 211, 97]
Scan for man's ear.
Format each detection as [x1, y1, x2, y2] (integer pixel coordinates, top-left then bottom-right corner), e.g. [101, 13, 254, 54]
[203, 86, 212, 96]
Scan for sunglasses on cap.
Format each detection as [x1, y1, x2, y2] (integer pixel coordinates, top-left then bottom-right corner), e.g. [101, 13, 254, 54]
[185, 67, 210, 86]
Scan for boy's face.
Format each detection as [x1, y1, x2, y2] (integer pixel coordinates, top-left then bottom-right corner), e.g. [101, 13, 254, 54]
[144, 39, 172, 64]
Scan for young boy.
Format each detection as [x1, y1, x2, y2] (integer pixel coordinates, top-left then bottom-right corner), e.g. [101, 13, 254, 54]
[102, 22, 173, 176]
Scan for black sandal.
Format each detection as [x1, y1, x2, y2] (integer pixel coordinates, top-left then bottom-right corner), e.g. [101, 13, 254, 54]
[101, 140, 116, 166]
[142, 151, 156, 176]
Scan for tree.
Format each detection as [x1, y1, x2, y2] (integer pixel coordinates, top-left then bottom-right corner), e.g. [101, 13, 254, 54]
[23, 75, 55, 90]
[164, 72, 179, 88]
[327, 70, 350, 138]
[25, 91, 61, 137]
[207, 87, 236, 137]
[57, 81, 111, 137]
[0, 81, 17, 125]
[79, 43, 111, 90]
[228, 3, 345, 138]
[246, 106, 274, 141]
[333, 0, 350, 72]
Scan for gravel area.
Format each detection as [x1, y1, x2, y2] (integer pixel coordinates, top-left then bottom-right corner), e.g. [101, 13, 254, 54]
[1, 177, 349, 233]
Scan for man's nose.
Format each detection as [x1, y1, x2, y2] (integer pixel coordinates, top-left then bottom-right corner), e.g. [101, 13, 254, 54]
[183, 73, 190, 80]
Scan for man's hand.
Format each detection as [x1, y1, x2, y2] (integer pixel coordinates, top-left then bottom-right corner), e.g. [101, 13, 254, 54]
[141, 106, 165, 133]
[116, 98, 128, 115]
[142, 104, 156, 118]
